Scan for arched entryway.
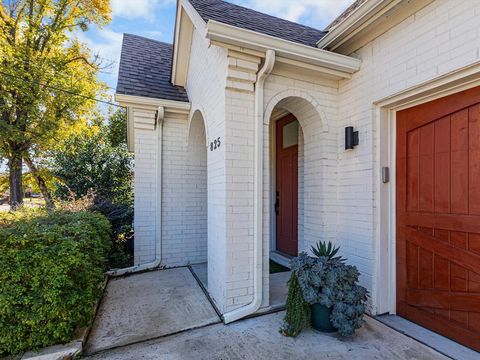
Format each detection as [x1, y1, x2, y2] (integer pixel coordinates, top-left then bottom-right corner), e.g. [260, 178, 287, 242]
[265, 93, 330, 308]
[186, 110, 208, 288]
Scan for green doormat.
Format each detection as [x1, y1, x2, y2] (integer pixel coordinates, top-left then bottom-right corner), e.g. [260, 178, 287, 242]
[270, 260, 290, 273]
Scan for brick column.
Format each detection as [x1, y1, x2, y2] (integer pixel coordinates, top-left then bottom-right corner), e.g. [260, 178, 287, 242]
[224, 50, 261, 311]
[130, 107, 160, 265]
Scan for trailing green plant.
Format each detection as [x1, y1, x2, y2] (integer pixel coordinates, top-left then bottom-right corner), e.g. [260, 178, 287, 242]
[280, 272, 311, 337]
[311, 241, 344, 262]
[0, 208, 111, 356]
[282, 250, 368, 337]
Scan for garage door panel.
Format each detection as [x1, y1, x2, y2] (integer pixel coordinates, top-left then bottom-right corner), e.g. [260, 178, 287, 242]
[406, 228, 480, 275]
[418, 247, 434, 289]
[406, 289, 480, 312]
[469, 271, 480, 292]
[434, 254, 449, 290]
[450, 262, 468, 292]
[450, 231, 467, 249]
[469, 233, 480, 255]
[404, 304, 480, 350]
[397, 87, 480, 351]
[469, 313, 480, 333]
[405, 212, 480, 234]
[406, 241, 419, 288]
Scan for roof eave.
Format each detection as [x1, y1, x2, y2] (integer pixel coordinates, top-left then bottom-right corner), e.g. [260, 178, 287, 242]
[171, 0, 208, 87]
[317, 0, 435, 54]
[205, 20, 361, 76]
[316, 0, 394, 50]
[115, 93, 191, 113]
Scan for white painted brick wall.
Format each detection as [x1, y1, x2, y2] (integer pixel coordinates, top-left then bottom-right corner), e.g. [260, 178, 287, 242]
[337, 0, 480, 312]
[185, 28, 229, 312]
[132, 0, 479, 316]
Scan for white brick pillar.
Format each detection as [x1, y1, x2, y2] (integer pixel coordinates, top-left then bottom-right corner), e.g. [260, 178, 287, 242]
[130, 107, 160, 265]
[224, 50, 261, 312]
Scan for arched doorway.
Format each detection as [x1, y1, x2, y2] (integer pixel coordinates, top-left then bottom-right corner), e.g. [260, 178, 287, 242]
[266, 94, 330, 308]
[186, 110, 208, 288]
[274, 113, 302, 257]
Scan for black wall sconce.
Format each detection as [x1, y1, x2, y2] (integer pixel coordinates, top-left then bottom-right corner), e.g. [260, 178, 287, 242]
[345, 126, 359, 150]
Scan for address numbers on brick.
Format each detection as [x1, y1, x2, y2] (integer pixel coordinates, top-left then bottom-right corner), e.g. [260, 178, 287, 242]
[210, 137, 221, 151]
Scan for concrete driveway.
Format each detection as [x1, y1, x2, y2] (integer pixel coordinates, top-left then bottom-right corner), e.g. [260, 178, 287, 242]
[88, 311, 447, 360]
[85, 268, 220, 354]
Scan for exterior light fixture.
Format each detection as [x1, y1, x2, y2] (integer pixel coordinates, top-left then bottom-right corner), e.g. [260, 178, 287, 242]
[345, 126, 359, 150]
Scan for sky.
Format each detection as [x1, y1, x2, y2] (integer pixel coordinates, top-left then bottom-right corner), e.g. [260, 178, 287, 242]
[0, 0, 353, 173]
[79, 0, 355, 98]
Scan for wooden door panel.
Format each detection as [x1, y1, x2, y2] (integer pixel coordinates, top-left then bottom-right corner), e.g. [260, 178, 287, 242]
[397, 86, 480, 352]
[276, 114, 298, 257]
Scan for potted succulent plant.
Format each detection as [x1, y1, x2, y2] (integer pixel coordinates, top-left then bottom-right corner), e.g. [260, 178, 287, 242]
[280, 241, 368, 337]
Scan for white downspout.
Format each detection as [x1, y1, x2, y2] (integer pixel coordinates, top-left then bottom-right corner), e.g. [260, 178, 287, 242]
[223, 50, 275, 323]
[107, 106, 165, 277]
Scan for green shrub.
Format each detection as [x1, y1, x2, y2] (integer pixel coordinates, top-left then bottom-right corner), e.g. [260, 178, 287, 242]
[0, 209, 111, 356]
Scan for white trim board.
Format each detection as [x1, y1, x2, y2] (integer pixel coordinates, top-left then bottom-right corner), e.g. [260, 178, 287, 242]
[115, 93, 191, 113]
[205, 20, 361, 76]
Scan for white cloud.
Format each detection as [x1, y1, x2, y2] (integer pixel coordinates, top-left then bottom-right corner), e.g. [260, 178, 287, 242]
[232, 0, 354, 29]
[75, 28, 124, 94]
[110, 0, 175, 20]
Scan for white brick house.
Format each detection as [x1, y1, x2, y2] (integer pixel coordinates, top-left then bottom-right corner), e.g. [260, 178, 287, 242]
[115, 0, 480, 350]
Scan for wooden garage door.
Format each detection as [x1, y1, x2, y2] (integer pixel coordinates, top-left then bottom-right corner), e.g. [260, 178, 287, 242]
[397, 86, 480, 351]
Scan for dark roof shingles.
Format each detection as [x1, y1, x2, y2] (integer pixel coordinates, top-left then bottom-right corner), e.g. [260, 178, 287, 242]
[189, 0, 326, 48]
[116, 34, 189, 102]
[325, 0, 366, 31]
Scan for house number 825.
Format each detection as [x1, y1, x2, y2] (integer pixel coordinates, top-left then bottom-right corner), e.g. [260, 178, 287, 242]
[210, 137, 221, 151]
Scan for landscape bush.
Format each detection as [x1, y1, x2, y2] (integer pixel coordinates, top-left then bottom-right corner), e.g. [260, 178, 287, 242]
[0, 209, 111, 356]
[52, 119, 134, 268]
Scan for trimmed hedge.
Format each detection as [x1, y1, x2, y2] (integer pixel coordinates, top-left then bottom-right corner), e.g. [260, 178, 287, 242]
[0, 209, 111, 356]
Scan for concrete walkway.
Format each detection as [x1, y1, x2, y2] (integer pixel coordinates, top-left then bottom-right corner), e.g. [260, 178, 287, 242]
[88, 311, 447, 360]
[85, 268, 220, 354]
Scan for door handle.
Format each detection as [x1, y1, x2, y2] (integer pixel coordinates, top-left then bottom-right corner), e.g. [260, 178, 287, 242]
[275, 191, 279, 215]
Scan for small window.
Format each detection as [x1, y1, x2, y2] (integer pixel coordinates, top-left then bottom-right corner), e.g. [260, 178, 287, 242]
[282, 120, 299, 148]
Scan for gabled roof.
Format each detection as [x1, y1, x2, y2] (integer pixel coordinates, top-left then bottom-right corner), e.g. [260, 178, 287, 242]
[325, 0, 367, 31]
[116, 34, 189, 102]
[188, 0, 326, 48]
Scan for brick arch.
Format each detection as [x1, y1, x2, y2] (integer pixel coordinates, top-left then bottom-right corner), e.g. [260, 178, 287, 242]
[188, 106, 209, 147]
[263, 89, 329, 132]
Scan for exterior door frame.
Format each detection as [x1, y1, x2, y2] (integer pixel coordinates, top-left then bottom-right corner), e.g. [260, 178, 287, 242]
[374, 61, 480, 315]
[275, 114, 299, 257]
[268, 110, 293, 257]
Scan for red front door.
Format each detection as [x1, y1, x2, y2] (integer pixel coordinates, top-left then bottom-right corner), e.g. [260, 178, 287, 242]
[276, 114, 298, 257]
[396, 86, 480, 351]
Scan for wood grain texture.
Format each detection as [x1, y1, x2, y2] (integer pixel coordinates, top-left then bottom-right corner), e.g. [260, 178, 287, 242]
[397, 86, 480, 352]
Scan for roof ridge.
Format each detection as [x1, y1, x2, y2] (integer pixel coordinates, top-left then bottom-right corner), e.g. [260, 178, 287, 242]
[196, 0, 324, 33]
[123, 33, 172, 46]
[324, 0, 367, 31]
[187, 0, 326, 47]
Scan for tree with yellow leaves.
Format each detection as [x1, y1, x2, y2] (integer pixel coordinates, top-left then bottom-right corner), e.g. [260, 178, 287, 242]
[0, 0, 111, 210]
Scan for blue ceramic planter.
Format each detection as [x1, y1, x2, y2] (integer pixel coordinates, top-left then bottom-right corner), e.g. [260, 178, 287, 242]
[311, 303, 336, 333]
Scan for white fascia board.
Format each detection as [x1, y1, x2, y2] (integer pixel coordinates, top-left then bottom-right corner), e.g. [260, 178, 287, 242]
[316, 0, 400, 50]
[171, 1, 182, 85]
[115, 93, 191, 113]
[205, 20, 361, 74]
[171, 0, 207, 86]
